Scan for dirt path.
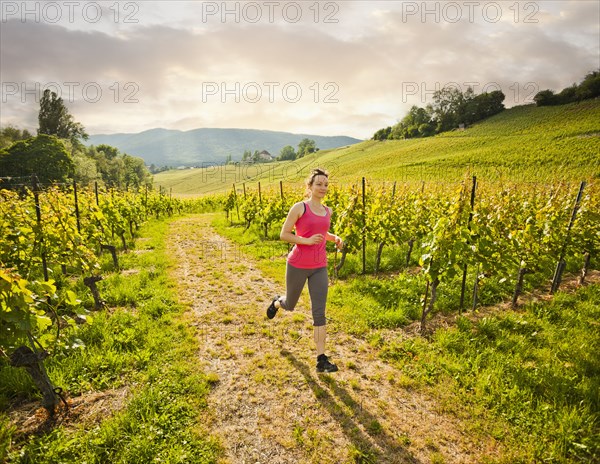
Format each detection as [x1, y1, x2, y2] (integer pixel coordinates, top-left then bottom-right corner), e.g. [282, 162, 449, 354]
[167, 215, 502, 464]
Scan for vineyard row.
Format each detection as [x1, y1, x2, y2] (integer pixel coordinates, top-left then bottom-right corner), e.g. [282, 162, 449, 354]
[0, 180, 221, 411]
[224, 177, 600, 331]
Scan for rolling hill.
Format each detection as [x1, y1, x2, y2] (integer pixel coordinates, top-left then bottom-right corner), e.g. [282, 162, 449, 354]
[85, 128, 361, 167]
[153, 100, 600, 196]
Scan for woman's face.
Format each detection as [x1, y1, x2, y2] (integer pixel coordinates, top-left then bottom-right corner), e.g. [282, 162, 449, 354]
[309, 175, 329, 199]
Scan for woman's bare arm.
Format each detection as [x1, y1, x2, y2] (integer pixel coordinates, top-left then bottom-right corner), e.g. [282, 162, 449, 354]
[280, 202, 324, 245]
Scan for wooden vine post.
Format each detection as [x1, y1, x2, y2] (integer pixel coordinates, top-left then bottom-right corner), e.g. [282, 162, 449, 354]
[73, 179, 81, 233]
[31, 175, 49, 282]
[459, 175, 477, 313]
[234, 183, 240, 221]
[362, 177, 366, 274]
[550, 181, 586, 293]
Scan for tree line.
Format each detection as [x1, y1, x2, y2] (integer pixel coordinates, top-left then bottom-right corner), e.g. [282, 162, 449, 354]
[373, 87, 505, 141]
[277, 138, 318, 161]
[0, 89, 151, 189]
[235, 138, 319, 164]
[533, 70, 600, 107]
[373, 70, 600, 142]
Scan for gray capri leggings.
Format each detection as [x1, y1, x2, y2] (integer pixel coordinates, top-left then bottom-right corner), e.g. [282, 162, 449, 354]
[279, 262, 328, 326]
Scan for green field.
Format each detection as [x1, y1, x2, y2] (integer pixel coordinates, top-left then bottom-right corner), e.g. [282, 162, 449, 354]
[154, 100, 600, 196]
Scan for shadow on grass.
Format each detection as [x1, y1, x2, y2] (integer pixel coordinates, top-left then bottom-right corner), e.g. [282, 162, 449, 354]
[282, 350, 420, 464]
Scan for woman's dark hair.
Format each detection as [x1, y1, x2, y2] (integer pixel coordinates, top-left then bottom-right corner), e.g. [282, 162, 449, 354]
[306, 168, 329, 187]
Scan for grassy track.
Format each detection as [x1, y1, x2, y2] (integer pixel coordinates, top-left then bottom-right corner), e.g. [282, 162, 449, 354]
[165, 214, 501, 463]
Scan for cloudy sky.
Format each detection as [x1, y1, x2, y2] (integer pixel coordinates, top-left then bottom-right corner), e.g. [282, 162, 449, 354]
[1, 1, 598, 139]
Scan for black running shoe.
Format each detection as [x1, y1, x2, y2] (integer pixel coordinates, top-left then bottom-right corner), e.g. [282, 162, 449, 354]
[266, 296, 279, 319]
[316, 354, 338, 373]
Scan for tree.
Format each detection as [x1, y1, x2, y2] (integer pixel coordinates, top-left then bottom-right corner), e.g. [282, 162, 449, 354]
[38, 89, 88, 142]
[372, 87, 503, 142]
[534, 70, 600, 107]
[88, 144, 122, 187]
[390, 105, 434, 139]
[297, 138, 317, 158]
[0, 126, 33, 150]
[431, 87, 469, 132]
[242, 149, 252, 163]
[87, 144, 147, 189]
[372, 126, 391, 141]
[104, 156, 125, 188]
[72, 151, 100, 185]
[95, 144, 119, 160]
[472, 90, 505, 120]
[453, 87, 476, 125]
[418, 122, 436, 137]
[278, 145, 296, 160]
[0, 134, 73, 183]
[557, 84, 578, 105]
[533, 89, 558, 106]
[576, 70, 600, 100]
[123, 154, 150, 189]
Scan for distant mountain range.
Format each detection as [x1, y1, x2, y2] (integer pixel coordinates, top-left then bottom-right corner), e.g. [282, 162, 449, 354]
[85, 128, 362, 167]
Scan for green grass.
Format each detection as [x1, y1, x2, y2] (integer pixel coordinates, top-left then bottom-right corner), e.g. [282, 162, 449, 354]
[0, 219, 221, 463]
[155, 100, 600, 196]
[379, 284, 600, 462]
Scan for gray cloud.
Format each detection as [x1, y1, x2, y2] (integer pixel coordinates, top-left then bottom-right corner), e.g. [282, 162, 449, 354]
[1, 1, 598, 139]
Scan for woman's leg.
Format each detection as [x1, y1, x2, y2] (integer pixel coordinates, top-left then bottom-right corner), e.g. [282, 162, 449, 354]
[278, 262, 308, 311]
[307, 267, 329, 355]
[314, 325, 326, 357]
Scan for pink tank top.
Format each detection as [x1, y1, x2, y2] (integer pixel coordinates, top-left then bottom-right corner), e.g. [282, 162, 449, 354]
[287, 202, 331, 269]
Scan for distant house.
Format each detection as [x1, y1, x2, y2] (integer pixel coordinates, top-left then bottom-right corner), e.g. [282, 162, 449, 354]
[258, 150, 274, 162]
[241, 149, 275, 164]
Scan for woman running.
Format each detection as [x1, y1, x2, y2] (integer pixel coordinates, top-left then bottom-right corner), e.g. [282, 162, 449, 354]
[266, 168, 343, 373]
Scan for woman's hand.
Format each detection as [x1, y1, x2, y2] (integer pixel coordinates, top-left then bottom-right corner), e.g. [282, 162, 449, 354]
[334, 235, 344, 250]
[304, 234, 324, 245]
